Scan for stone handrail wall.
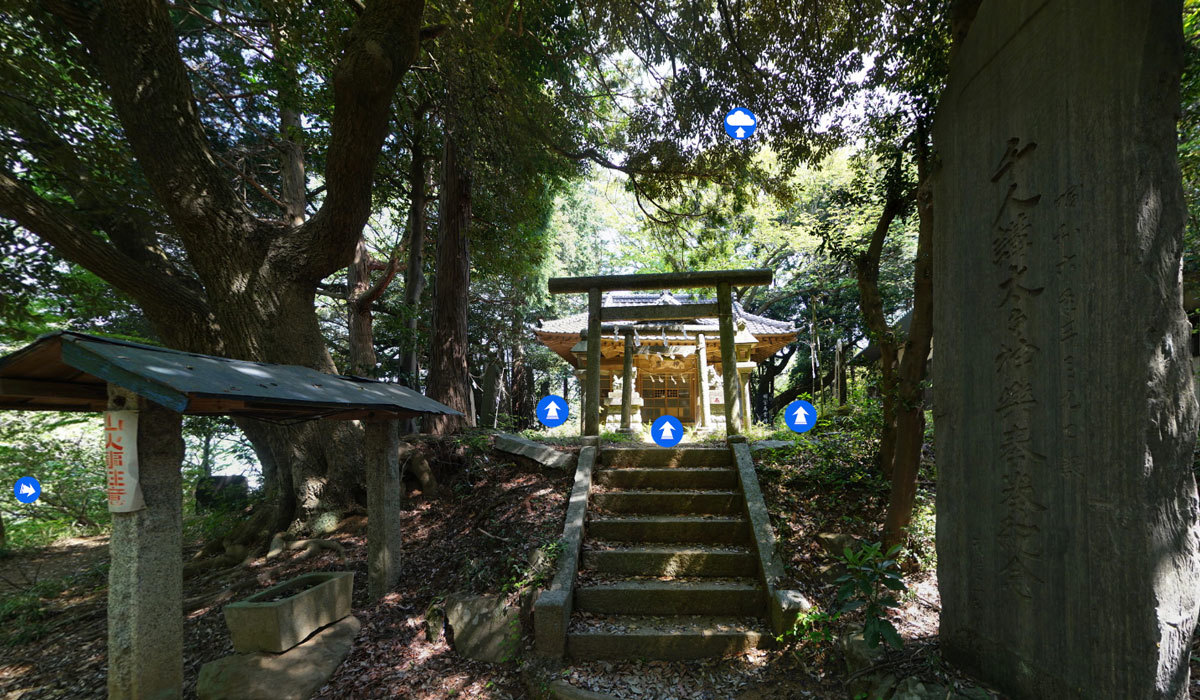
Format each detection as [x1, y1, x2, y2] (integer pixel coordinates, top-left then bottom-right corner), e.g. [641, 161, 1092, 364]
[730, 442, 810, 634]
[533, 445, 596, 657]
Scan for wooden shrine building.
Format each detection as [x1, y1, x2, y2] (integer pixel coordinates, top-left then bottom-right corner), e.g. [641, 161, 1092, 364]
[538, 270, 796, 435]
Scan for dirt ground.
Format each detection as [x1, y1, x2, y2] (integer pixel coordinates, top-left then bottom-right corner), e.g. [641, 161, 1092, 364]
[2, 441, 1199, 699]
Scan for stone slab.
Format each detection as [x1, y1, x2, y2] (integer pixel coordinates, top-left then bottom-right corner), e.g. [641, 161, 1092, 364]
[534, 446, 595, 657]
[495, 433, 576, 470]
[932, 2, 1200, 698]
[446, 593, 522, 664]
[197, 615, 360, 700]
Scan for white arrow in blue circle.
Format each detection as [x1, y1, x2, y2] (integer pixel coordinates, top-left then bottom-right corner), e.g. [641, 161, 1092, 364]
[537, 395, 570, 428]
[784, 399, 817, 434]
[14, 476, 41, 504]
[651, 415, 684, 447]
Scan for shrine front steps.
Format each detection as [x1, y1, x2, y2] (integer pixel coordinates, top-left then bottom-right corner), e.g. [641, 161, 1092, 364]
[581, 545, 756, 577]
[592, 467, 738, 490]
[586, 516, 750, 544]
[565, 445, 771, 661]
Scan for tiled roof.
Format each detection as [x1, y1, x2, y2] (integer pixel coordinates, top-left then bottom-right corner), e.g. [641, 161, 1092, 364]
[535, 292, 795, 336]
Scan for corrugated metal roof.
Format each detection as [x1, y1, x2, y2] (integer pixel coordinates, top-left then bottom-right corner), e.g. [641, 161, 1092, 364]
[0, 331, 461, 422]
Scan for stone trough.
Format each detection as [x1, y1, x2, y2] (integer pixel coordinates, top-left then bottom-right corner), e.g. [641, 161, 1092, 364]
[224, 571, 354, 653]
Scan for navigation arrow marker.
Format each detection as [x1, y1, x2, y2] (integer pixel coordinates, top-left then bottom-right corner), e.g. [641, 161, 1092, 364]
[544, 401, 560, 420]
[19, 483, 35, 497]
[659, 421, 675, 440]
[792, 403, 811, 426]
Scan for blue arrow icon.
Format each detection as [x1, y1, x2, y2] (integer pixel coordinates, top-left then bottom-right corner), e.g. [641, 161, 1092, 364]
[537, 395, 570, 428]
[14, 476, 41, 504]
[651, 415, 684, 448]
[784, 400, 817, 434]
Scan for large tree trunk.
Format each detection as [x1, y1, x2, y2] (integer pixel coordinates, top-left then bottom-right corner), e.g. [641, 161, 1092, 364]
[425, 135, 473, 434]
[883, 121, 935, 548]
[5, 0, 426, 535]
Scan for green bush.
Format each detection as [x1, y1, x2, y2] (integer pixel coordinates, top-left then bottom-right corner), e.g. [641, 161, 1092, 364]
[834, 541, 907, 650]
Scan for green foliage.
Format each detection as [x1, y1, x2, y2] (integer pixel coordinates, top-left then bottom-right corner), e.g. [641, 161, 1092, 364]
[776, 605, 840, 656]
[0, 560, 108, 646]
[834, 542, 907, 650]
[499, 539, 564, 596]
[907, 492, 937, 571]
[0, 413, 110, 546]
[1182, 0, 1200, 306]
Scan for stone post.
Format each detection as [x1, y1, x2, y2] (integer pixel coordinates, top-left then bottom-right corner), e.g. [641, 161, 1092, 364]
[106, 385, 183, 700]
[717, 282, 740, 435]
[933, 3, 1200, 698]
[366, 419, 402, 600]
[585, 288, 601, 436]
[697, 333, 711, 429]
[620, 329, 634, 433]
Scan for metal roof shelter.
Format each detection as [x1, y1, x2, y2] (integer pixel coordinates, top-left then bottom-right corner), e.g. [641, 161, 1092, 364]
[0, 331, 457, 699]
[0, 331, 460, 421]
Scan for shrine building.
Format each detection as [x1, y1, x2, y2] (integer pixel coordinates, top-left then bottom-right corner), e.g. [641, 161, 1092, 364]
[533, 291, 797, 431]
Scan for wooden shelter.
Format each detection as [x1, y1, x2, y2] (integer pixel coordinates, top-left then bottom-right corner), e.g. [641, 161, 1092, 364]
[541, 270, 796, 436]
[0, 331, 459, 699]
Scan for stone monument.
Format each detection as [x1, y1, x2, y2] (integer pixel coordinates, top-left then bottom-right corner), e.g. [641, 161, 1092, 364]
[932, 2, 1200, 698]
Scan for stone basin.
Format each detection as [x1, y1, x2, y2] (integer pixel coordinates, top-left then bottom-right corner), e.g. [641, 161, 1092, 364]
[223, 571, 354, 653]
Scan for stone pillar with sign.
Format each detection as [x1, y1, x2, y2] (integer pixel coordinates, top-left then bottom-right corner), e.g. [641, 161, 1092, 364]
[106, 384, 184, 699]
[933, 3, 1200, 697]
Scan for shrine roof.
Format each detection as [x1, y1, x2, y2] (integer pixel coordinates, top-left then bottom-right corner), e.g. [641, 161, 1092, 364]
[535, 292, 795, 337]
[0, 331, 461, 422]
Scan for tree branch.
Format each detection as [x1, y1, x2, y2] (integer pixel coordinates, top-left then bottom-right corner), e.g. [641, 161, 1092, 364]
[294, 0, 426, 281]
[0, 167, 211, 326]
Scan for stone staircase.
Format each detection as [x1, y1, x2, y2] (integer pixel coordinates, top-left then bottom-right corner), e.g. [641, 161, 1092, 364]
[564, 447, 771, 660]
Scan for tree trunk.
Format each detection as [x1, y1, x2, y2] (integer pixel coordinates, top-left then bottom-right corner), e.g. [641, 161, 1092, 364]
[511, 316, 535, 430]
[480, 360, 501, 428]
[884, 122, 935, 548]
[400, 137, 429, 392]
[425, 135, 473, 434]
[854, 154, 907, 481]
[200, 430, 213, 478]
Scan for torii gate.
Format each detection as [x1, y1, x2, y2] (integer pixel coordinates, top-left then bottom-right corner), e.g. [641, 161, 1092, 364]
[548, 269, 773, 439]
[0, 331, 459, 699]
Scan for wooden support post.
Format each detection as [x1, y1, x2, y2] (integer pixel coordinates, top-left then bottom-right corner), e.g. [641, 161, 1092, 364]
[697, 333, 711, 429]
[717, 282, 740, 435]
[366, 419, 402, 600]
[106, 385, 183, 700]
[585, 288, 602, 436]
[620, 329, 634, 433]
[741, 369, 753, 428]
[836, 340, 848, 406]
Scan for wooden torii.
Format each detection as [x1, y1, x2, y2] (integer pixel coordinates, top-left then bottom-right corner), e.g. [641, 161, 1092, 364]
[548, 269, 773, 438]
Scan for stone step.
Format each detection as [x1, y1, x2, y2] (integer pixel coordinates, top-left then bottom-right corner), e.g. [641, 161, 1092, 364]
[574, 580, 764, 616]
[581, 546, 757, 577]
[593, 467, 738, 490]
[591, 490, 743, 515]
[599, 447, 731, 468]
[566, 615, 767, 661]
[587, 516, 750, 544]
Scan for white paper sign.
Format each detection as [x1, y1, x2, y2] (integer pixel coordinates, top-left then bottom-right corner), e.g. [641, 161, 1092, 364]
[105, 410, 145, 512]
